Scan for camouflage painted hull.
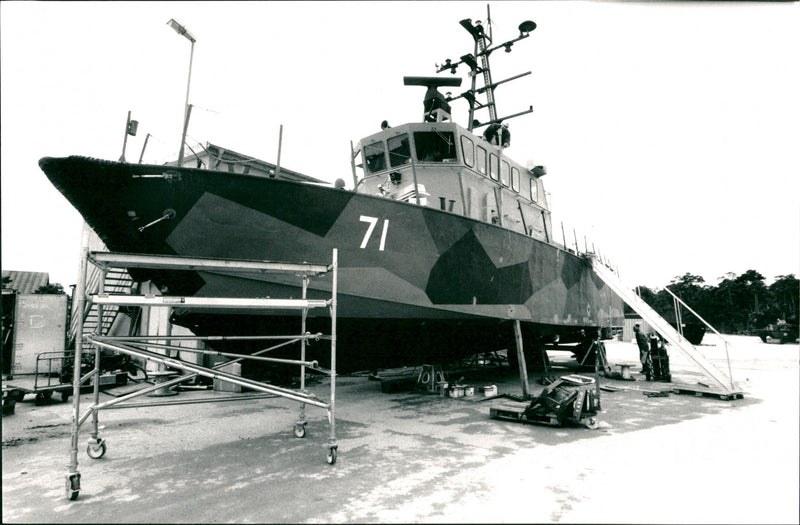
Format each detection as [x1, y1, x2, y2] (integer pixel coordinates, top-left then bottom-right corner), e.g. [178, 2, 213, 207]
[40, 156, 623, 372]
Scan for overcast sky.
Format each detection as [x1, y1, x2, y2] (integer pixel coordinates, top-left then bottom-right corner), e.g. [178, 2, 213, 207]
[2, 1, 798, 290]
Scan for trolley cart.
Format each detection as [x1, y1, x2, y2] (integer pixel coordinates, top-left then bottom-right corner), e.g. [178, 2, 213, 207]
[3, 352, 77, 405]
[3, 377, 71, 405]
[3, 351, 129, 406]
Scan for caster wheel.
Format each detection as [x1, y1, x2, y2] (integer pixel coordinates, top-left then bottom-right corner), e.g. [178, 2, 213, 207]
[65, 473, 81, 501]
[584, 416, 599, 430]
[326, 446, 338, 465]
[87, 440, 107, 459]
[35, 391, 53, 405]
[293, 424, 306, 438]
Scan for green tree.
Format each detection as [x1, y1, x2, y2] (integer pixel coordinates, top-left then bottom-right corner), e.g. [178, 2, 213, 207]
[625, 270, 795, 335]
[764, 274, 799, 325]
[711, 270, 767, 333]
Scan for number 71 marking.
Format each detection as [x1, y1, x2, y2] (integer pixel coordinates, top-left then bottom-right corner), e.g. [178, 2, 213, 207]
[359, 215, 389, 251]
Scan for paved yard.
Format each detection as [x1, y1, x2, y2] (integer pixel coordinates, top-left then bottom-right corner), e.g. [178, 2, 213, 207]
[2, 335, 797, 523]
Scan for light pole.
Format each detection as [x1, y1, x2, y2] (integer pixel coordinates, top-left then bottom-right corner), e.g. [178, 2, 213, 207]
[167, 18, 196, 167]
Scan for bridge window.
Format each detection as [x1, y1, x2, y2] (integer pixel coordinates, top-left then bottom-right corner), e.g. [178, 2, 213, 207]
[511, 167, 520, 192]
[489, 153, 499, 181]
[476, 146, 486, 175]
[388, 134, 411, 167]
[414, 131, 457, 162]
[364, 141, 387, 174]
[461, 136, 475, 167]
[530, 177, 539, 202]
[500, 160, 510, 187]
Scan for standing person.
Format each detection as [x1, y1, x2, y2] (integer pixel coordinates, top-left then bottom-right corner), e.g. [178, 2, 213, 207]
[633, 324, 650, 374]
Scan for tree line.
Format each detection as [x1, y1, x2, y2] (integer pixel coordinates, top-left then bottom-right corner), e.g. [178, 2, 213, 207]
[630, 270, 798, 335]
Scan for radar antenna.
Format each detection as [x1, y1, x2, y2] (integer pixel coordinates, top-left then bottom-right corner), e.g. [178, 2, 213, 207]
[403, 76, 463, 122]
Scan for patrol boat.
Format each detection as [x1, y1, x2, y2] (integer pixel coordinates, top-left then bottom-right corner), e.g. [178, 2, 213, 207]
[39, 9, 623, 376]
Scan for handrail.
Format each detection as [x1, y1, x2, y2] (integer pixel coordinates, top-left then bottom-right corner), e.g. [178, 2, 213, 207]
[663, 286, 734, 388]
[34, 351, 70, 389]
[662, 286, 730, 344]
[587, 255, 735, 391]
[557, 220, 618, 274]
[69, 264, 134, 348]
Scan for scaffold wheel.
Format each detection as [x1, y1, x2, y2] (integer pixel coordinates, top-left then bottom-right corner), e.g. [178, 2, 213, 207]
[293, 423, 306, 438]
[65, 473, 80, 501]
[86, 439, 107, 459]
[326, 445, 338, 465]
[583, 416, 599, 430]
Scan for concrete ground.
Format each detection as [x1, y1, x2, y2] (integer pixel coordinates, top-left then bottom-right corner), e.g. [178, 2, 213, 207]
[2, 335, 798, 523]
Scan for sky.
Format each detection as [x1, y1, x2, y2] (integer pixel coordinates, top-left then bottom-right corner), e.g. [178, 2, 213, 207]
[2, 1, 799, 291]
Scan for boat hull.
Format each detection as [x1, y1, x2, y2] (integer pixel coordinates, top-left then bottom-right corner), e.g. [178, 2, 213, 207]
[40, 156, 623, 372]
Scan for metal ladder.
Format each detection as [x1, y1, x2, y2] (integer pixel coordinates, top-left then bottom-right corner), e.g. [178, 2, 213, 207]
[68, 265, 133, 348]
[586, 255, 736, 392]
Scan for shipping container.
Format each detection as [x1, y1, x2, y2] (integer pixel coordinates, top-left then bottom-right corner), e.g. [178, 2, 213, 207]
[2, 292, 68, 376]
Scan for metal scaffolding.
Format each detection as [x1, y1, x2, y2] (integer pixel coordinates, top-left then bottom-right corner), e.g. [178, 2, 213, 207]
[65, 235, 339, 500]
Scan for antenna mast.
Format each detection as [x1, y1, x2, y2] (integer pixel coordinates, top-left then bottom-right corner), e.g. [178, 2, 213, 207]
[482, 5, 497, 123]
[436, 5, 537, 132]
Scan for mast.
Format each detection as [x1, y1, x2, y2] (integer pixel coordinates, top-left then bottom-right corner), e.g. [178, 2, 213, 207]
[479, 6, 497, 123]
[436, 6, 537, 132]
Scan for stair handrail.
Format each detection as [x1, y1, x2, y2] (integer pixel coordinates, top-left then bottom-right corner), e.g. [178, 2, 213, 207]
[68, 264, 133, 347]
[586, 254, 735, 391]
[663, 286, 735, 389]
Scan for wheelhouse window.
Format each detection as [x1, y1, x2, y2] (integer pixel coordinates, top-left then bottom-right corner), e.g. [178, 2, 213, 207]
[500, 160, 510, 187]
[388, 134, 411, 167]
[414, 131, 457, 162]
[476, 146, 486, 176]
[461, 136, 475, 167]
[364, 141, 387, 174]
[530, 177, 539, 202]
[489, 153, 499, 181]
[511, 167, 520, 192]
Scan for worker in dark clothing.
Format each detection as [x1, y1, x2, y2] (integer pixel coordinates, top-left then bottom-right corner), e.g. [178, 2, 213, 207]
[633, 324, 651, 374]
[484, 123, 501, 144]
[483, 122, 511, 147]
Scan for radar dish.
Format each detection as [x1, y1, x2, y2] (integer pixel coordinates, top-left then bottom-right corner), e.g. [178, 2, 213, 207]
[519, 20, 537, 34]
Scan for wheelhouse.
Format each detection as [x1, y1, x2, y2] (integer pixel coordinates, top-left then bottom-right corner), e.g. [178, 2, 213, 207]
[352, 121, 553, 243]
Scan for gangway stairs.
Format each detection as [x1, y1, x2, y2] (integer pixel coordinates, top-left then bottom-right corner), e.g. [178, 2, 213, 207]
[586, 255, 737, 393]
